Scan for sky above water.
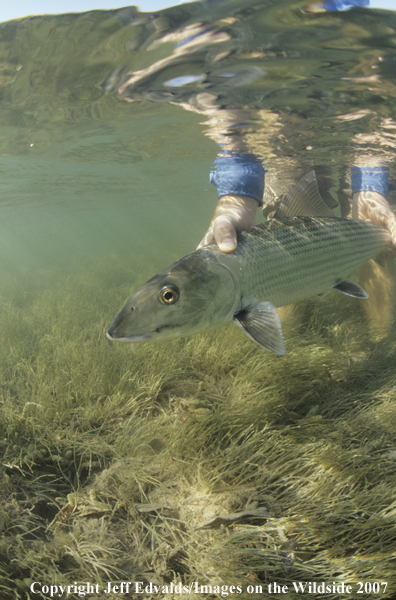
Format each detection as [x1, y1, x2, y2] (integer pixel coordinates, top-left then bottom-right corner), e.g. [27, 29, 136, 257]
[0, 0, 395, 24]
[0, 0, 184, 23]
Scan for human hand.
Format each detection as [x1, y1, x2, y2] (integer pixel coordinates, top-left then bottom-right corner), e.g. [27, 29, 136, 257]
[197, 194, 259, 253]
[352, 190, 396, 246]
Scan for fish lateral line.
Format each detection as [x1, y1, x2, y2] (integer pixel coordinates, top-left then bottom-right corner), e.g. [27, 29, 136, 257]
[107, 171, 392, 354]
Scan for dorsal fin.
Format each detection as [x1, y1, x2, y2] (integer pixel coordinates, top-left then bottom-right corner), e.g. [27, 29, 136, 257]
[274, 170, 334, 219]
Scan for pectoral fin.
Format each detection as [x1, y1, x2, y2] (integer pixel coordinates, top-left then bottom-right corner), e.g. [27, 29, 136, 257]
[332, 279, 368, 299]
[234, 302, 285, 354]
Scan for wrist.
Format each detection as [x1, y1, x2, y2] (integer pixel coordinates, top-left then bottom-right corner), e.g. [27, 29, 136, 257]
[351, 166, 389, 197]
[217, 194, 259, 215]
[210, 153, 265, 206]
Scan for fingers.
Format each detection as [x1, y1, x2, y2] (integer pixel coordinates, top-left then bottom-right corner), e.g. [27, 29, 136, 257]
[353, 191, 396, 247]
[196, 230, 214, 250]
[213, 219, 238, 252]
[370, 205, 396, 246]
[385, 214, 396, 247]
[198, 195, 259, 253]
[196, 219, 238, 252]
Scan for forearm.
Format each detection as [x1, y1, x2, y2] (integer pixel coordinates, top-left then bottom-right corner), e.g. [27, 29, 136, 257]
[351, 166, 396, 246]
[198, 153, 264, 252]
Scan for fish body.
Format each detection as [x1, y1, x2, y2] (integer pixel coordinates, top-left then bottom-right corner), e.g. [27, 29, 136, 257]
[216, 216, 389, 310]
[107, 215, 390, 354]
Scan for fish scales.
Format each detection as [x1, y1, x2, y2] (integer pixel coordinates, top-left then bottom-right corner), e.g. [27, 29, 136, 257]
[107, 215, 391, 354]
[211, 217, 390, 309]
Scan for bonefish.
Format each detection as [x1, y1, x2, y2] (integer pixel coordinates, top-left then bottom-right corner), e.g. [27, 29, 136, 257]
[107, 172, 391, 354]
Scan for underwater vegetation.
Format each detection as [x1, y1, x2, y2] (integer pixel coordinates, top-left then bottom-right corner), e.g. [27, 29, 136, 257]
[1, 261, 396, 600]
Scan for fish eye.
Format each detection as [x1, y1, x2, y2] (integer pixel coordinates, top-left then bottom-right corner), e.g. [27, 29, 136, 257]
[159, 284, 180, 305]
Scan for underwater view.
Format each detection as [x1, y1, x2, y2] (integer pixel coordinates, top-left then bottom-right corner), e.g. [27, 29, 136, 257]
[1, 0, 396, 598]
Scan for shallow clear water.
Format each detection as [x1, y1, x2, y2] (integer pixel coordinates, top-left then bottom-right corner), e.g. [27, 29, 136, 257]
[1, 1, 395, 307]
[2, 2, 396, 594]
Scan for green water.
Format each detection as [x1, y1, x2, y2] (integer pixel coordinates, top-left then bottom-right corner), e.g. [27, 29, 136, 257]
[0, 107, 215, 295]
[0, 2, 395, 301]
[1, 1, 396, 597]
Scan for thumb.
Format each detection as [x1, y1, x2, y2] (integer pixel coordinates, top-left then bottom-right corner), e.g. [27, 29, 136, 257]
[213, 219, 237, 253]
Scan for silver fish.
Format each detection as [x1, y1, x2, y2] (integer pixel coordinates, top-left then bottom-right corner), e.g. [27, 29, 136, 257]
[107, 172, 391, 354]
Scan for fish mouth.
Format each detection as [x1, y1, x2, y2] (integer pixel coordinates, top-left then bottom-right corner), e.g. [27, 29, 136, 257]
[106, 330, 154, 343]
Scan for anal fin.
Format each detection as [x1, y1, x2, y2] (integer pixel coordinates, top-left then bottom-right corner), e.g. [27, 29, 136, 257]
[234, 302, 285, 354]
[373, 251, 392, 269]
[332, 279, 368, 299]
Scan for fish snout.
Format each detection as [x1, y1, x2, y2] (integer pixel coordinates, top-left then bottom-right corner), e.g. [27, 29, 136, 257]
[106, 305, 134, 340]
